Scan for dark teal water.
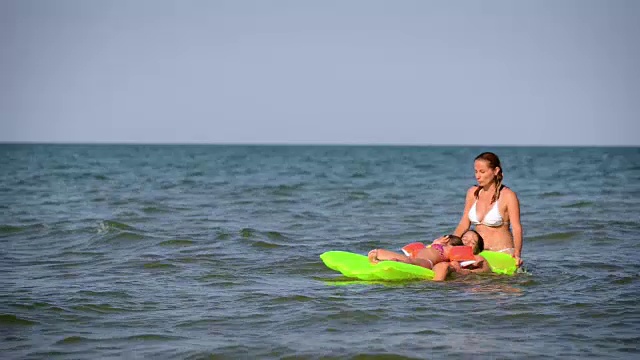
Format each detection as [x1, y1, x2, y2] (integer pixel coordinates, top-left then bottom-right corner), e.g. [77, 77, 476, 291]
[1, 144, 639, 359]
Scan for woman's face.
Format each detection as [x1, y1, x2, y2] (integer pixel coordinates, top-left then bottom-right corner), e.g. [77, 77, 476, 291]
[474, 159, 498, 187]
[462, 232, 479, 249]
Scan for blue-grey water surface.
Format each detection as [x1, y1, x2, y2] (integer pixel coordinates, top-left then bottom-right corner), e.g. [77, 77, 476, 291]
[1, 144, 639, 359]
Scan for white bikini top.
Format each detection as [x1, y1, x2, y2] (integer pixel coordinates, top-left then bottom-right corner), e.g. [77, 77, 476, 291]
[468, 199, 507, 227]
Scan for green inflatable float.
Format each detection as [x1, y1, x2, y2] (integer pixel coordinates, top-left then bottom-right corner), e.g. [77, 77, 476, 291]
[320, 250, 517, 281]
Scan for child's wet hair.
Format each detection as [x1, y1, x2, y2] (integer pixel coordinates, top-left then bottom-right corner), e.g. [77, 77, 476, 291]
[444, 234, 463, 246]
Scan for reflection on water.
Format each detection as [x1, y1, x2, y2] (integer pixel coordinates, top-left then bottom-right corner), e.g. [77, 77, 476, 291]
[467, 283, 524, 295]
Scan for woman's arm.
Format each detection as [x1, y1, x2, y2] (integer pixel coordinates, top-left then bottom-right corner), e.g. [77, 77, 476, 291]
[506, 190, 523, 266]
[453, 187, 476, 236]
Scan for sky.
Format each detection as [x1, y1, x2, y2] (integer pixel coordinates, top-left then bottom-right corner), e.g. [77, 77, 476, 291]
[1, 0, 639, 146]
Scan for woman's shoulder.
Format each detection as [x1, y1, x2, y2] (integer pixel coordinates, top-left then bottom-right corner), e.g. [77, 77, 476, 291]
[500, 186, 519, 200]
[464, 186, 478, 200]
[465, 185, 479, 194]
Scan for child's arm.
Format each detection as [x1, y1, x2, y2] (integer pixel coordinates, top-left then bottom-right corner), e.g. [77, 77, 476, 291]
[449, 256, 491, 275]
[466, 255, 491, 273]
[432, 262, 451, 281]
[431, 235, 449, 245]
[449, 261, 471, 275]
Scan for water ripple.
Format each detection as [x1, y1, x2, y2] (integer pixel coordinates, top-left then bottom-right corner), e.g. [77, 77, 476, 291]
[1, 145, 639, 358]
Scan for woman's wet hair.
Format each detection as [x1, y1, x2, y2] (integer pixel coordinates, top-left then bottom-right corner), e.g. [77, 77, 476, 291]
[474, 152, 504, 203]
[473, 234, 484, 254]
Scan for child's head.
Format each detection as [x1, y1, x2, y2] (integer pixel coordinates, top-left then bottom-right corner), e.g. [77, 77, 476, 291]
[443, 234, 463, 246]
[462, 230, 484, 254]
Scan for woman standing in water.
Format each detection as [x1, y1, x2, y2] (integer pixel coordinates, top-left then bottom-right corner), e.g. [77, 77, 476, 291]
[453, 152, 523, 266]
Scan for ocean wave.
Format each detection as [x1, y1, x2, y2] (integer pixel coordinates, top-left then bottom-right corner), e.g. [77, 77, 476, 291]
[0, 224, 26, 234]
[561, 201, 594, 208]
[0, 313, 38, 325]
[159, 239, 195, 247]
[55, 333, 186, 344]
[527, 231, 582, 241]
[70, 303, 134, 314]
[97, 220, 137, 232]
[75, 290, 132, 299]
[142, 262, 176, 269]
[12, 302, 66, 312]
[247, 240, 282, 250]
[540, 191, 565, 198]
[106, 231, 146, 241]
[142, 206, 170, 214]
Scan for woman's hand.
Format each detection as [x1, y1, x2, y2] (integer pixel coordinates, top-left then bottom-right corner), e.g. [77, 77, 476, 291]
[514, 256, 523, 267]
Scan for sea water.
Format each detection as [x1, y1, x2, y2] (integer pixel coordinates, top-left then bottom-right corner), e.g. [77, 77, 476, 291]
[1, 144, 639, 359]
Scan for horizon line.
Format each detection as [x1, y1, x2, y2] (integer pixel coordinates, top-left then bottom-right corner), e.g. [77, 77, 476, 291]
[1, 141, 638, 148]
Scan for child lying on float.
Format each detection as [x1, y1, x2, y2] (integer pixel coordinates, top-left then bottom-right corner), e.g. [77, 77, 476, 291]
[368, 234, 489, 281]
